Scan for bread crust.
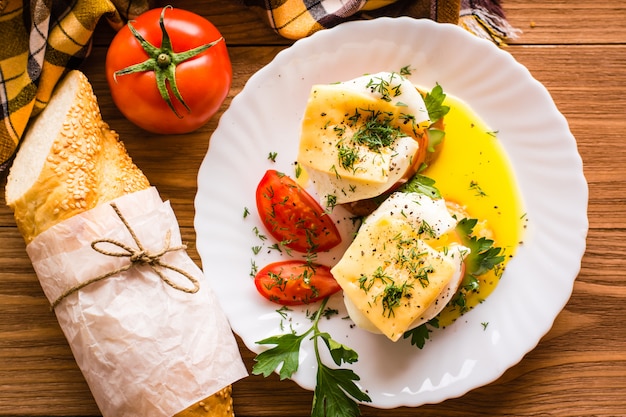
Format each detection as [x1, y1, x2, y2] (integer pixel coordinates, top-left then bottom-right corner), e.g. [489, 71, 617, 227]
[6, 71, 150, 243]
[175, 386, 235, 417]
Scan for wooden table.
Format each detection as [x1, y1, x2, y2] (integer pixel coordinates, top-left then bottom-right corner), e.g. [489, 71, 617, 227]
[1, 1, 625, 415]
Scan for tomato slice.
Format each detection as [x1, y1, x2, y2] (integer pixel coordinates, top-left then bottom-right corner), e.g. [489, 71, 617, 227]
[254, 261, 341, 305]
[256, 170, 341, 253]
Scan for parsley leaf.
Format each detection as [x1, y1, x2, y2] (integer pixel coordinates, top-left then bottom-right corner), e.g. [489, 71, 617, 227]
[403, 318, 439, 349]
[253, 332, 307, 380]
[450, 218, 506, 311]
[312, 364, 370, 417]
[424, 83, 450, 122]
[398, 174, 442, 199]
[320, 332, 359, 366]
[456, 218, 506, 277]
[253, 298, 371, 416]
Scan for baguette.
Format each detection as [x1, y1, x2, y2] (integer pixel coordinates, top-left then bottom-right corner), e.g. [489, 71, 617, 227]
[5, 70, 236, 416]
[5, 70, 150, 244]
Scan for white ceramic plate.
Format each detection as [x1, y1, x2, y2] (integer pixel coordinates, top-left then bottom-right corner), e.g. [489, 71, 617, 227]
[194, 17, 588, 408]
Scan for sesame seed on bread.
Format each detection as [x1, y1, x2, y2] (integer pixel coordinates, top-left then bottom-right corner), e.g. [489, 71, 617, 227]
[175, 386, 235, 417]
[5, 70, 150, 244]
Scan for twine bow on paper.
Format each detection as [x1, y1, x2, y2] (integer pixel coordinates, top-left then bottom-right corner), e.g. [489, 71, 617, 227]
[50, 203, 200, 310]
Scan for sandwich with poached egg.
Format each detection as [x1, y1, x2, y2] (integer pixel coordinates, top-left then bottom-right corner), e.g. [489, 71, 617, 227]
[297, 71, 445, 212]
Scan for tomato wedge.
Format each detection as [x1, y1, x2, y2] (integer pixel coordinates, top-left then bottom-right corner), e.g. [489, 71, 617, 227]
[254, 261, 341, 305]
[256, 170, 341, 253]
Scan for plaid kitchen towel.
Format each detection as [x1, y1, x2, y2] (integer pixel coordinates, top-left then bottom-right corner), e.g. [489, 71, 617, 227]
[0, 0, 153, 172]
[241, 0, 519, 43]
[459, 0, 521, 45]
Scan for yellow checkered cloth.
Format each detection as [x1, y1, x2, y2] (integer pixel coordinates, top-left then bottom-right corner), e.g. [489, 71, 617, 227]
[242, 0, 519, 43]
[0, 0, 152, 171]
[242, 0, 462, 39]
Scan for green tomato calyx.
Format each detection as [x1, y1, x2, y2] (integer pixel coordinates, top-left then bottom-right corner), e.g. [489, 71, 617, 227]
[113, 6, 223, 118]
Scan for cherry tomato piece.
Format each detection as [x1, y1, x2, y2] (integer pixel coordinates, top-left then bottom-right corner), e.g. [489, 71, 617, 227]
[254, 261, 341, 305]
[255, 170, 341, 253]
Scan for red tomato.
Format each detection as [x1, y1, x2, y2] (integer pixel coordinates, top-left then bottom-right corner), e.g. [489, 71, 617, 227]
[256, 170, 341, 253]
[105, 6, 231, 134]
[254, 261, 341, 305]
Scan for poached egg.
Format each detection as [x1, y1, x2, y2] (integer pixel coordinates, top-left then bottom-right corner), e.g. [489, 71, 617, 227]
[297, 72, 431, 207]
[331, 192, 469, 342]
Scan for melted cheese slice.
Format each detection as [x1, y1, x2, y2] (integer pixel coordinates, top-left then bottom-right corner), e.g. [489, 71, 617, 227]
[331, 192, 468, 341]
[297, 72, 430, 206]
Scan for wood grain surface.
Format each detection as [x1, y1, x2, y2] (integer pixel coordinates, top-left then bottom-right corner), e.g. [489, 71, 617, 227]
[1, 0, 625, 416]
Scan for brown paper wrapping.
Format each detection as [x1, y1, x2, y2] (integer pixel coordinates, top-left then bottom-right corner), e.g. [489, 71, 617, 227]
[26, 187, 247, 417]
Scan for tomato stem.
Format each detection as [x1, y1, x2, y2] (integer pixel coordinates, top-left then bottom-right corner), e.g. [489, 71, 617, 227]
[113, 6, 224, 118]
[157, 53, 171, 67]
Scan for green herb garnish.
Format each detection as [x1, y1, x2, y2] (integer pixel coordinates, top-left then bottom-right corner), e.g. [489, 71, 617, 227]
[326, 194, 338, 211]
[250, 259, 258, 277]
[403, 318, 440, 349]
[457, 218, 506, 277]
[381, 282, 411, 318]
[398, 174, 442, 199]
[365, 73, 402, 102]
[253, 297, 372, 417]
[337, 145, 360, 170]
[451, 218, 506, 311]
[424, 83, 450, 121]
[352, 112, 403, 152]
[469, 180, 488, 197]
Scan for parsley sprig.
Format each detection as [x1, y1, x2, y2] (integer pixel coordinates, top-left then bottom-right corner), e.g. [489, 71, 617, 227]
[423, 83, 450, 152]
[424, 83, 450, 121]
[403, 317, 439, 348]
[253, 297, 371, 417]
[398, 174, 442, 198]
[450, 218, 505, 311]
[457, 218, 506, 277]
